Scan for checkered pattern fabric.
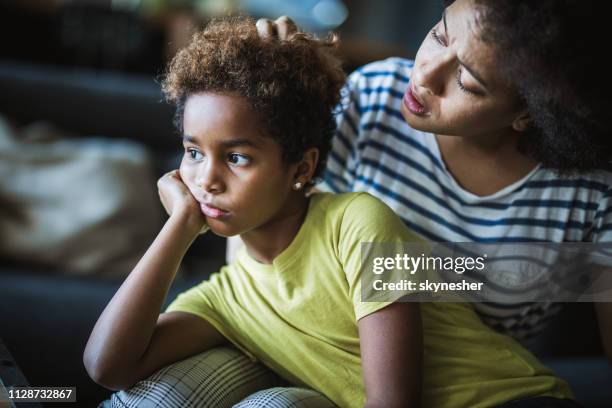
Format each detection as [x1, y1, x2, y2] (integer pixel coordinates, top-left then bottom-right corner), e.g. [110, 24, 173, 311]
[234, 387, 336, 408]
[98, 347, 336, 408]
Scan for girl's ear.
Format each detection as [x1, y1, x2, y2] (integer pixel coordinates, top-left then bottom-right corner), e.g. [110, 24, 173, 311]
[293, 147, 319, 186]
[512, 110, 531, 132]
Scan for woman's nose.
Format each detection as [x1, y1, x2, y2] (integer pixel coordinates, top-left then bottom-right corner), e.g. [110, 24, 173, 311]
[196, 161, 225, 194]
[415, 50, 455, 96]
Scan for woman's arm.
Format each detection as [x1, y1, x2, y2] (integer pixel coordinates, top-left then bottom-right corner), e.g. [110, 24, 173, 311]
[83, 170, 227, 390]
[358, 302, 423, 408]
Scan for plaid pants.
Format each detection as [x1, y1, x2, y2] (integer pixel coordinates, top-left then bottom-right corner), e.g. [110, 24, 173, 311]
[99, 347, 336, 408]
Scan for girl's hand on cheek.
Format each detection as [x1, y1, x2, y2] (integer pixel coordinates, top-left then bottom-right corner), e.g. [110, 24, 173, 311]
[157, 170, 208, 235]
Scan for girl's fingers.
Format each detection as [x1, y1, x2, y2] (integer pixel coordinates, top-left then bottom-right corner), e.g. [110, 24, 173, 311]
[275, 16, 298, 40]
[158, 170, 188, 196]
[170, 169, 182, 181]
[256, 18, 277, 39]
[157, 170, 197, 217]
[160, 169, 177, 181]
[161, 170, 182, 183]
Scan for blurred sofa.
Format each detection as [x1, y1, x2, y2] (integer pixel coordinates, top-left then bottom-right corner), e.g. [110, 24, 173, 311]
[0, 59, 226, 407]
[0, 59, 611, 407]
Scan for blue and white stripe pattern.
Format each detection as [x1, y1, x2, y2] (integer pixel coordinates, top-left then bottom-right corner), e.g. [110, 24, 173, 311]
[319, 58, 612, 340]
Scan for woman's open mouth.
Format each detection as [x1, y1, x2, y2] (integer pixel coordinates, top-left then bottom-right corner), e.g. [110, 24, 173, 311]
[200, 202, 229, 219]
[403, 84, 428, 116]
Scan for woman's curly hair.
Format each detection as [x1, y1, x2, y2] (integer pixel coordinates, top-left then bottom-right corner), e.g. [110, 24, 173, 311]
[161, 16, 346, 184]
[446, 0, 611, 173]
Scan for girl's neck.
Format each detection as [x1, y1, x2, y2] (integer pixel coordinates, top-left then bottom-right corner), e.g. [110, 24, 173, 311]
[435, 130, 539, 197]
[240, 195, 310, 264]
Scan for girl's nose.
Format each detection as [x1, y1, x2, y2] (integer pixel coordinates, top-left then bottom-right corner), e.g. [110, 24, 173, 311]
[196, 161, 225, 194]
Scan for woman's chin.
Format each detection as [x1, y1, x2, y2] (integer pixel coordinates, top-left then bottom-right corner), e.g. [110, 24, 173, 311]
[401, 103, 429, 129]
[401, 106, 446, 135]
[404, 114, 434, 133]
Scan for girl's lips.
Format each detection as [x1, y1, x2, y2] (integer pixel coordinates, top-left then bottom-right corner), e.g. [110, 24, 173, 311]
[403, 84, 428, 116]
[200, 202, 229, 219]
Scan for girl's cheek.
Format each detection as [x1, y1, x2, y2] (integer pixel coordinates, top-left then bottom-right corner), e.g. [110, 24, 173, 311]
[178, 159, 187, 178]
[179, 161, 195, 189]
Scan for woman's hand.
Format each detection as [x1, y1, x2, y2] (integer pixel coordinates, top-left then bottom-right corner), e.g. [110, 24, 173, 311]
[255, 16, 342, 84]
[256, 16, 298, 40]
[157, 170, 208, 235]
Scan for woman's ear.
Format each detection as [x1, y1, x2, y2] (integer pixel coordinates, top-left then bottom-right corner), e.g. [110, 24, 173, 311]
[512, 110, 531, 132]
[293, 148, 319, 186]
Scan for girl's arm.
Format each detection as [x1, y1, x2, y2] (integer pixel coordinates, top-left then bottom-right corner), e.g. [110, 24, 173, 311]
[83, 171, 227, 390]
[358, 302, 423, 408]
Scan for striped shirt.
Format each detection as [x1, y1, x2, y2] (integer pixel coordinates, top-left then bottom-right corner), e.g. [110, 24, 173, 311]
[318, 57, 612, 340]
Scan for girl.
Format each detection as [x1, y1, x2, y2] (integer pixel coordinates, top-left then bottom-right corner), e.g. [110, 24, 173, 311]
[86, 17, 575, 408]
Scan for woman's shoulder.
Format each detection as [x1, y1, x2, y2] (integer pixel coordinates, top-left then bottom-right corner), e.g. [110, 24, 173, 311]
[532, 166, 612, 195]
[339, 58, 425, 144]
[354, 57, 414, 73]
[348, 58, 414, 88]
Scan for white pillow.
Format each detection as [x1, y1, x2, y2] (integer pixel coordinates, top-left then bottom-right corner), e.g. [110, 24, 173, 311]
[0, 116, 162, 278]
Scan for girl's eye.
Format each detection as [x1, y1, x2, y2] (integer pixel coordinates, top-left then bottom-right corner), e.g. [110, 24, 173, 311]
[431, 28, 446, 46]
[228, 153, 250, 166]
[187, 148, 203, 161]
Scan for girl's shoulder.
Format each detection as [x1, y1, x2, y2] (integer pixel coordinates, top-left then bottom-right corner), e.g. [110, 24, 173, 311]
[312, 191, 387, 214]
[311, 192, 419, 242]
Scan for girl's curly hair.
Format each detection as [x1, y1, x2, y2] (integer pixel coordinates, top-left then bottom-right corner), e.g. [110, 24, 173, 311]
[445, 0, 611, 173]
[161, 16, 346, 184]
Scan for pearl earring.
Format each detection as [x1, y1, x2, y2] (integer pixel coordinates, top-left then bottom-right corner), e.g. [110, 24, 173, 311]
[293, 182, 303, 190]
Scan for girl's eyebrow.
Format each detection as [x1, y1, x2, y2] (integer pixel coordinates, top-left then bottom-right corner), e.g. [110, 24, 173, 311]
[182, 134, 260, 149]
[182, 134, 197, 143]
[221, 138, 260, 149]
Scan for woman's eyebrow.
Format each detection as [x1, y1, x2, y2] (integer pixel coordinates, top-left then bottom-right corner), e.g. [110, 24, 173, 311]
[443, 9, 489, 90]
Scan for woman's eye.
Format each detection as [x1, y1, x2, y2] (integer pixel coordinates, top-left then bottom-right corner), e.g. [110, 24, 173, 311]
[228, 153, 250, 166]
[456, 68, 480, 96]
[187, 148, 203, 161]
[431, 28, 446, 46]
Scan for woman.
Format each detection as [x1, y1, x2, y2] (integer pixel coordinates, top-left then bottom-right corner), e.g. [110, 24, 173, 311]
[312, 0, 612, 343]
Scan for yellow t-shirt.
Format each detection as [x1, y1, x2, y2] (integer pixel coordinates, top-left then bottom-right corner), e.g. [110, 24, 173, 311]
[167, 192, 572, 407]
